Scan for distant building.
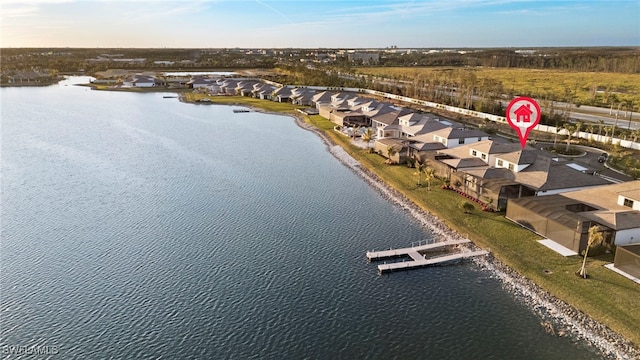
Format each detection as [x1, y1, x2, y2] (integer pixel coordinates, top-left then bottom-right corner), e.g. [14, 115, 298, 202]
[122, 74, 156, 88]
[347, 52, 379, 64]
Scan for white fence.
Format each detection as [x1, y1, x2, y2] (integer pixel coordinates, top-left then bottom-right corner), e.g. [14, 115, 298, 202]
[359, 88, 639, 150]
[264, 82, 639, 150]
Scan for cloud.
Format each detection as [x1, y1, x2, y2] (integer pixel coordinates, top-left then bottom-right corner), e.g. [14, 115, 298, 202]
[1, 5, 39, 17]
[255, 0, 293, 23]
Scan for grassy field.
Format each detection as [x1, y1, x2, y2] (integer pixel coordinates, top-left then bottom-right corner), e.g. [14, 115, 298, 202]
[356, 67, 640, 107]
[182, 92, 305, 113]
[181, 95, 640, 347]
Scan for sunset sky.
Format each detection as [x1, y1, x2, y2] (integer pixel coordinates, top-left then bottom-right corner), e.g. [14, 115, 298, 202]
[1, 0, 638, 48]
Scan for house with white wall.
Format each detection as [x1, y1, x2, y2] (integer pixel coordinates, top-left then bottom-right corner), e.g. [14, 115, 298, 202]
[122, 74, 156, 88]
[434, 140, 611, 210]
[507, 181, 640, 256]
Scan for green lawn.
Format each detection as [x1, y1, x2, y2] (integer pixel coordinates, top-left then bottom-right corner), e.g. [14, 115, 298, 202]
[187, 95, 640, 347]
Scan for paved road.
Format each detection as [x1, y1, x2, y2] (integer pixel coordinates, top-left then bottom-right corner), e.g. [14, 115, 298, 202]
[339, 72, 640, 131]
[497, 99, 640, 130]
[532, 142, 634, 183]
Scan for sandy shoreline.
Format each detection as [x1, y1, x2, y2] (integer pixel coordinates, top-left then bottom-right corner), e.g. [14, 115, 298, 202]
[284, 111, 640, 360]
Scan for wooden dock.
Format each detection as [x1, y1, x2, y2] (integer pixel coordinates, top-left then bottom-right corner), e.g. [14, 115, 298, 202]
[365, 239, 489, 274]
[366, 239, 471, 261]
[376, 250, 489, 273]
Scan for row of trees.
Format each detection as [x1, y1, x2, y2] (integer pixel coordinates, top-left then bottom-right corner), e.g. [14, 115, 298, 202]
[379, 48, 640, 74]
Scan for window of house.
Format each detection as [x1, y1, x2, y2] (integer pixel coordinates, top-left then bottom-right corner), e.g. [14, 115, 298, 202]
[481, 153, 486, 160]
[458, 138, 465, 144]
[508, 163, 514, 171]
[478, 137, 482, 141]
[623, 198, 634, 208]
[471, 150, 477, 157]
[497, 159, 503, 167]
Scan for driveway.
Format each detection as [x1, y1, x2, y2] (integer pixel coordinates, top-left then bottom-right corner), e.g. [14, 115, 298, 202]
[533, 142, 633, 182]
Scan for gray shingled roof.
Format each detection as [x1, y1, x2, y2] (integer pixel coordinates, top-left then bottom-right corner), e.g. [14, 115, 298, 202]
[440, 157, 488, 169]
[581, 210, 640, 230]
[514, 156, 610, 191]
[498, 149, 544, 165]
[312, 91, 334, 103]
[272, 87, 293, 97]
[370, 108, 412, 125]
[471, 139, 523, 154]
[430, 127, 489, 140]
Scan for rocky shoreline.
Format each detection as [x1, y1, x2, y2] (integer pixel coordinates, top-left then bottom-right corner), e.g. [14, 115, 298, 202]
[180, 99, 638, 359]
[286, 111, 640, 360]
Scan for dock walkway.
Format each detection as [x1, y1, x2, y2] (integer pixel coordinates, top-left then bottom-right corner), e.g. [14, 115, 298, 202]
[376, 250, 489, 273]
[366, 239, 489, 274]
[366, 239, 471, 261]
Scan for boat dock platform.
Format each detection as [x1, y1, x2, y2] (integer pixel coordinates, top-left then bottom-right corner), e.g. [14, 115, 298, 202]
[366, 239, 489, 274]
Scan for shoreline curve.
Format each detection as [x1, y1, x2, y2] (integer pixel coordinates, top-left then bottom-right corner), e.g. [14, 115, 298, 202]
[285, 110, 640, 360]
[190, 99, 640, 359]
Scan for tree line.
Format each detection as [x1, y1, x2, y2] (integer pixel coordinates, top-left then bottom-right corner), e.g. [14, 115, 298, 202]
[378, 48, 640, 74]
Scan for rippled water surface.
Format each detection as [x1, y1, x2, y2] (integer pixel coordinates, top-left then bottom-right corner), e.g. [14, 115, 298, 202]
[1, 79, 601, 359]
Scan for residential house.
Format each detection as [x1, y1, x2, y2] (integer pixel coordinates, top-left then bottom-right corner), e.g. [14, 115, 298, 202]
[318, 94, 385, 128]
[434, 141, 611, 209]
[122, 74, 156, 88]
[370, 106, 410, 134]
[428, 127, 490, 148]
[290, 88, 317, 106]
[219, 79, 239, 94]
[206, 79, 224, 94]
[4, 70, 56, 84]
[311, 91, 335, 108]
[252, 83, 277, 100]
[235, 80, 260, 96]
[187, 76, 215, 89]
[373, 138, 409, 164]
[272, 87, 293, 102]
[506, 181, 640, 259]
[612, 244, 640, 280]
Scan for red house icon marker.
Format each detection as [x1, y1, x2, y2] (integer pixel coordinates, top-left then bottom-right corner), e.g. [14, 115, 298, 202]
[514, 104, 533, 123]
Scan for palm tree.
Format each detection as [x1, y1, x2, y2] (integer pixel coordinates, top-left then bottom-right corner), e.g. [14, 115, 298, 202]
[352, 125, 360, 141]
[586, 124, 595, 142]
[553, 123, 562, 149]
[386, 145, 397, 164]
[562, 122, 577, 153]
[424, 167, 435, 191]
[578, 225, 604, 279]
[361, 127, 374, 152]
[414, 161, 425, 185]
[597, 120, 604, 136]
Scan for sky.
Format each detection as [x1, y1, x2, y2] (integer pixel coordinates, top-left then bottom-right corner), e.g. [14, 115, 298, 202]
[1, 0, 639, 48]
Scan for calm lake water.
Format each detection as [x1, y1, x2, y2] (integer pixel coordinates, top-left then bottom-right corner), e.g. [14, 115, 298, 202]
[1, 78, 602, 359]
